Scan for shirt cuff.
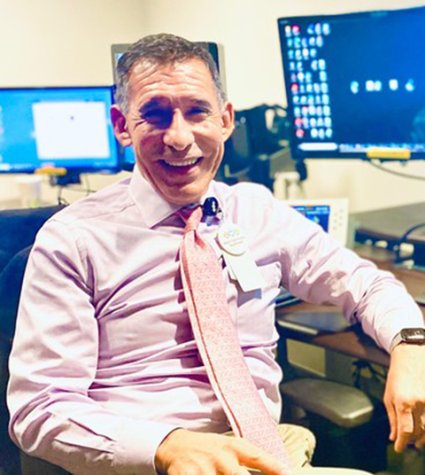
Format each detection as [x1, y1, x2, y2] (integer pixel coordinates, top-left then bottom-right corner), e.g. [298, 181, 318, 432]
[377, 307, 425, 353]
[112, 419, 178, 474]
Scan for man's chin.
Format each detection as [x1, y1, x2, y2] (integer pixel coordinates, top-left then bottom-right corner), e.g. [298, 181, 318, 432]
[165, 193, 204, 207]
[161, 185, 207, 207]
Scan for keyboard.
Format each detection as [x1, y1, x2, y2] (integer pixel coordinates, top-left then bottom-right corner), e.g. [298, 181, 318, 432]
[275, 287, 301, 308]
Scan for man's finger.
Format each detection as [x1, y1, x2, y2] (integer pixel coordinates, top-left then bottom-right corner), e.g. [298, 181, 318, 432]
[384, 397, 397, 442]
[214, 450, 253, 475]
[233, 439, 289, 475]
[412, 409, 425, 439]
[413, 412, 425, 449]
[394, 408, 415, 452]
[414, 432, 425, 449]
[232, 469, 252, 475]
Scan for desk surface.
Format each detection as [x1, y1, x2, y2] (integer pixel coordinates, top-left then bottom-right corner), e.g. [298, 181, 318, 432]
[276, 246, 425, 367]
[354, 202, 425, 244]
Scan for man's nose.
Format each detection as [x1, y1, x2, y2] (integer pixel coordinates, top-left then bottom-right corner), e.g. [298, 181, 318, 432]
[163, 110, 195, 150]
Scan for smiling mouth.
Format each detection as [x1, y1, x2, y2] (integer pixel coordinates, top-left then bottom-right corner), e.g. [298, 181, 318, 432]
[162, 157, 201, 168]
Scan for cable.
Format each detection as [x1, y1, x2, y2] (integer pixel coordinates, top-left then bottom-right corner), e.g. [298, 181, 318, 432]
[56, 186, 69, 206]
[365, 159, 425, 264]
[82, 174, 93, 195]
[368, 159, 425, 182]
[54, 176, 96, 205]
[352, 360, 387, 390]
[223, 163, 252, 179]
[394, 222, 425, 264]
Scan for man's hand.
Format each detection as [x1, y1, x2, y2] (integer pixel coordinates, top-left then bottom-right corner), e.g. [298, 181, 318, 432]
[383, 343, 425, 452]
[154, 428, 288, 475]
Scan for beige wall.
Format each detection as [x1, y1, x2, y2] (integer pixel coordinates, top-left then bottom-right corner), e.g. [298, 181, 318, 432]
[1, 0, 425, 211]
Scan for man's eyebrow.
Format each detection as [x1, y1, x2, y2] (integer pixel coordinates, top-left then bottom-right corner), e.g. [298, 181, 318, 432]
[138, 97, 213, 115]
[189, 99, 212, 109]
[139, 97, 168, 114]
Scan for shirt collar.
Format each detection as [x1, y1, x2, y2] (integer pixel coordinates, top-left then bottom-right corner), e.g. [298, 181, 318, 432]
[129, 165, 223, 228]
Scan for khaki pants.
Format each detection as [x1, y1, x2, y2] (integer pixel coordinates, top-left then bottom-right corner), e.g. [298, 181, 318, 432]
[279, 424, 373, 474]
[229, 424, 373, 475]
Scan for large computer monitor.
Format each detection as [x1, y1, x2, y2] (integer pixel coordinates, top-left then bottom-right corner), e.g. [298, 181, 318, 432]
[0, 86, 119, 176]
[278, 5, 425, 161]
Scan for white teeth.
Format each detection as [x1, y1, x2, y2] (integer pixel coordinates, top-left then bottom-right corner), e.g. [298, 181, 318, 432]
[164, 158, 199, 167]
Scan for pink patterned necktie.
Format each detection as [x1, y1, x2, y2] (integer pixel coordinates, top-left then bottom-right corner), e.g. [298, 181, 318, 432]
[179, 205, 292, 471]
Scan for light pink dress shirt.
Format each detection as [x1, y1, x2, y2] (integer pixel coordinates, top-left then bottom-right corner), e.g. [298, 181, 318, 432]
[7, 167, 424, 474]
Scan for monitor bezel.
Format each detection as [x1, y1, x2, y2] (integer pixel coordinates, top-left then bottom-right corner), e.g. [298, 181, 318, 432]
[0, 85, 120, 174]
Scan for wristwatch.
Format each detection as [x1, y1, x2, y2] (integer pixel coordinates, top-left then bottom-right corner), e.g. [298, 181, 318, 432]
[390, 327, 425, 352]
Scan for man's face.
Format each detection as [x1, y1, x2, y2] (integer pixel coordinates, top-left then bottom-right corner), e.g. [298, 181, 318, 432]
[112, 59, 234, 206]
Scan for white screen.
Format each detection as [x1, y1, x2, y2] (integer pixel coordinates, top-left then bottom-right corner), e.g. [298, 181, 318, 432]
[32, 101, 110, 159]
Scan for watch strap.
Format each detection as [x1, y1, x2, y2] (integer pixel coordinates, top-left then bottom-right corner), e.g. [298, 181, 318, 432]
[390, 327, 425, 353]
[389, 332, 403, 353]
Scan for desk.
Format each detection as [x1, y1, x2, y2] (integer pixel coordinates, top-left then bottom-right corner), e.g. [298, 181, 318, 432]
[0, 198, 22, 210]
[354, 202, 425, 245]
[354, 202, 425, 266]
[276, 246, 425, 368]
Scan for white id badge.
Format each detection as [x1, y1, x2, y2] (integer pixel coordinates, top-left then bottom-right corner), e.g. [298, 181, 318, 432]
[217, 222, 265, 292]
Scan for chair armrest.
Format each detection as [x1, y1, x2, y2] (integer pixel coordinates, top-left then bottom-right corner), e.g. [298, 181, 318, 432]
[280, 378, 374, 428]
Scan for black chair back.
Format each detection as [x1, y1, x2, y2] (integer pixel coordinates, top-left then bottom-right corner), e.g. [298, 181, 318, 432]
[0, 205, 64, 474]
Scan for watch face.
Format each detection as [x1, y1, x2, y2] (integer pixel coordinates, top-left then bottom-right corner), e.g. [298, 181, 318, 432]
[400, 328, 425, 343]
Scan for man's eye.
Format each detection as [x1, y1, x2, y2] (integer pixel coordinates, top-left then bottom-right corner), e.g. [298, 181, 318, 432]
[187, 107, 209, 117]
[142, 109, 172, 126]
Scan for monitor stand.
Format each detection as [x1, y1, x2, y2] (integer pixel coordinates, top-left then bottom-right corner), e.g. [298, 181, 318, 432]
[48, 171, 81, 187]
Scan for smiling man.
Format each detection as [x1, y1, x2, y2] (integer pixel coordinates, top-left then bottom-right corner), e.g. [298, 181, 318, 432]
[7, 34, 425, 475]
[111, 52, 233, 205]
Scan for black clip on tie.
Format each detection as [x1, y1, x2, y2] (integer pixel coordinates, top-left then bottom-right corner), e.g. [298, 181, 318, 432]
[202, 197, 220, 217]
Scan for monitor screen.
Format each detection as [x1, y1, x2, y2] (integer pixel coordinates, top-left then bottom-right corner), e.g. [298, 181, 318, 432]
[0, 86, 119, 174]
[292, 203, 330, 231]
[278, 6, 425, 160]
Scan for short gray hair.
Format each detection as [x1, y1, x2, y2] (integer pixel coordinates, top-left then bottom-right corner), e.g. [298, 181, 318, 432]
[115, 33, 226, 113]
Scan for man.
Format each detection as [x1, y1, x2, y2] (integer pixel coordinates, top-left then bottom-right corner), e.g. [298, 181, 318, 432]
[7, 34, 425, 474]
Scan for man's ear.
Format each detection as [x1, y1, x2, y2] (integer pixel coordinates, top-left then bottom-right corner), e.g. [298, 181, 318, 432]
[110, 105, 132, 147]
[221, 102, 235, 142]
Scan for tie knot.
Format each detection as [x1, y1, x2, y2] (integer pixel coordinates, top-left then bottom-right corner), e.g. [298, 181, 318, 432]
[179, 205, 203, 232]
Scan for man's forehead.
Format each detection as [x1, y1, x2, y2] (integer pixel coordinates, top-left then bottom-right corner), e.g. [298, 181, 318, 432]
[130, 58, 213, 83]
[128, 59, 220, 106]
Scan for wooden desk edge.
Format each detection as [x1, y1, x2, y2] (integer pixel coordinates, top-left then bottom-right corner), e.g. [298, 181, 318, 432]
[276, 320, 390, 367]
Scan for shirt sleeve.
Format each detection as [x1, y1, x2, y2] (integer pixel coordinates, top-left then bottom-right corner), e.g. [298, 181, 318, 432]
[274, 200, 425, 353]
[7, 218, 176, 474]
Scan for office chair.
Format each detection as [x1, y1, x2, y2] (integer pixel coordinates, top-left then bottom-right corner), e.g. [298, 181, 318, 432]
[276, 327, 389, 472]
[0, 205, 67, 474]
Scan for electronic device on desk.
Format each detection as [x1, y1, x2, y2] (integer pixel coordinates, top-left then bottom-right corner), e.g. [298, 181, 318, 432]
[277, 5, 425, 164]
[353, 202, 425, 300]
[288, 198, 349, 245]
[276, 198, 349, 307]
[111, 42, 227, 172]
[0, 86, 119, 186]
